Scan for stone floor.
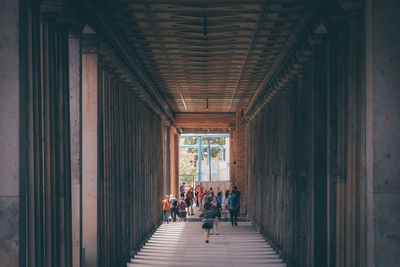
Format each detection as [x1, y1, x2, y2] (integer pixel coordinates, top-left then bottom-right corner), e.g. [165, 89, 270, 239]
[127, 221, 286, 267]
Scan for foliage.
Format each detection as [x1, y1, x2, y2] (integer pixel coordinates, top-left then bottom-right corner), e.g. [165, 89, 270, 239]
[179, 151, 196, 184]
[182, 137, 227, 159]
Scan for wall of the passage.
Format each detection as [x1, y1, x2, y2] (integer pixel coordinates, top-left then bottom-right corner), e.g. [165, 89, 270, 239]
[97, 63, 165, 266]
[246, 2, 369, 266]
[16, 4, 73, 266]
[0, 0, 22, 265]
[365, 0, 400, 265]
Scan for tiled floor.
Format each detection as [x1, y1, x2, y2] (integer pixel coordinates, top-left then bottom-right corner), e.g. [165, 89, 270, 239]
[128, 221, 286, 267]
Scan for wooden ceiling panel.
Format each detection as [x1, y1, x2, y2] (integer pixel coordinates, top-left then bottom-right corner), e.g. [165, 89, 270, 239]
[102, 0, 311, 113]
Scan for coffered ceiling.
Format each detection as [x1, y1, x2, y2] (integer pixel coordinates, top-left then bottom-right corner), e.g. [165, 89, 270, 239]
[98, 0, 315, 113]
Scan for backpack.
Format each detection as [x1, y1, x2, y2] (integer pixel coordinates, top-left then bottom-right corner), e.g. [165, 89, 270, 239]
[171, 199, 178, 208]
[232, 193, 239, 206]
[185, 197, 190, 206]
[179, 200, 186, 210]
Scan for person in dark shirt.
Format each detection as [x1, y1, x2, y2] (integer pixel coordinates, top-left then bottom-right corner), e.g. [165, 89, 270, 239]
[211, 196, 221, 235]
[169, 194, 178, 222]
[228, 186, 241, 227]
[199, 201, 217, 243]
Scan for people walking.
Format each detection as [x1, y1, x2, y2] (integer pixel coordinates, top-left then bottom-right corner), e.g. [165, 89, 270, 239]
[184, 194, 191, 216]
[222, 190, 230, 221]
[179, 182, 186, 196]
[169, 194, 178, 222]
[232, 186, 241, 214]
[199, 201, 216, 243]
[178, 194, 187, 222]
[187, 187, 195, 215]
[216, 191, 222, 206]
[162, 195, 170, 224]
[211, 196, 221, 235]
[196, 183, 204, 210]
[227, 187, 240, 227]
[194, 184, 199, 207]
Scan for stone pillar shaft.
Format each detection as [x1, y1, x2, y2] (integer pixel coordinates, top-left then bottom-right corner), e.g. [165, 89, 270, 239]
[82, 35, 98, 267]
[69, 29, 82, 267]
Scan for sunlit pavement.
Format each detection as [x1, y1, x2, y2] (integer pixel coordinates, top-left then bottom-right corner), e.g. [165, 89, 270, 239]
[128, 221, 286, 267]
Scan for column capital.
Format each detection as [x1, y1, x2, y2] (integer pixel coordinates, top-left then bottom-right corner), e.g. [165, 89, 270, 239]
[82, 26, 102, 54]
[163, 119, 173, 129]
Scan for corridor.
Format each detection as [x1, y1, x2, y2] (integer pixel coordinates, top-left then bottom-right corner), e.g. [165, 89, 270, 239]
[1, 0, 399, 266]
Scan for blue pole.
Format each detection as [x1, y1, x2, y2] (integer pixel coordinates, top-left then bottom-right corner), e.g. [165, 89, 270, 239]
[197, 137, 202, 181]
[207, 147, 210, 166]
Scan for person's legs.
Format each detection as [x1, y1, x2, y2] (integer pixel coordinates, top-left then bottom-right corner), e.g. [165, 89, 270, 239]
[189, 200, 194, 215]
[163, 210, 169, 223]
[230, 210, 234, 226]
[214, 218, 219, 234]
[205, 229, 210, 243]
[233, 210, 238, 226]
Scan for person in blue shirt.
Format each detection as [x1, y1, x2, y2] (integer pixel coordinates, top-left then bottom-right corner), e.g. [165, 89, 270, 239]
[216, 191, 223, 206]
[227, 186, 241, 227]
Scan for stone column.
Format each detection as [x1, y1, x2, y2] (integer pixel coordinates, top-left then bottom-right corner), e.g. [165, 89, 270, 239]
[69, 26, 82, 267]
[365, 0, 400, 265]
[169, 126, 179, 197]
[0, 0, 21, 266]
[235, 111, 246, 215]
[162, 120, 171, 196]
[82, 26, 99, 267]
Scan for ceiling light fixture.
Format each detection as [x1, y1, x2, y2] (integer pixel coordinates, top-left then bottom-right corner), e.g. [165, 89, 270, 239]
[179, 92, 188, 111]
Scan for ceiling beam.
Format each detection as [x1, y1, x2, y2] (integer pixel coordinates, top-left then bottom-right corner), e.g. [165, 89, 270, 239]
[75, 0, 175, 123]
[243, 0, 323, 119]
[174, 113, 236, 128]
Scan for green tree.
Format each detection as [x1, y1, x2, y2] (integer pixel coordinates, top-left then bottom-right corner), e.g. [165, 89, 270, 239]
[182, 136, 227, 160]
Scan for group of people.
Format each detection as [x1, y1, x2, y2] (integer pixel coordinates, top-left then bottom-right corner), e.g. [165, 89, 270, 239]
[199, 185, 241, 243]
[161, 182, 196, 223]
[162, 183, 241, 244]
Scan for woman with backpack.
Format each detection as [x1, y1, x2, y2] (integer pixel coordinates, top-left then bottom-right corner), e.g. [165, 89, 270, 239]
[178, 193, 187, 222]
[199, 201, 217, 243]
[169, 194, 178, 222]
[227, 187, 240, 227]
[211, 196, 221, 235]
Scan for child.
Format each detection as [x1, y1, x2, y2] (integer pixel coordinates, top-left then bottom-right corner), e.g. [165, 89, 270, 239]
[162, 195, 170, 223]
[211, 197, 221, 235]
[199, 202, 216, 243]
[178, 195, 187, 222]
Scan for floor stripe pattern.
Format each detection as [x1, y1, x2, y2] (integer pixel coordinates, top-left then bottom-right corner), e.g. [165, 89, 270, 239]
[128, 222, 286, 267]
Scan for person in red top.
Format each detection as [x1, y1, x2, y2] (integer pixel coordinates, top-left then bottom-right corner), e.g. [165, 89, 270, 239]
[162, 195, 170, 224]
[196, 183, 204, 210]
